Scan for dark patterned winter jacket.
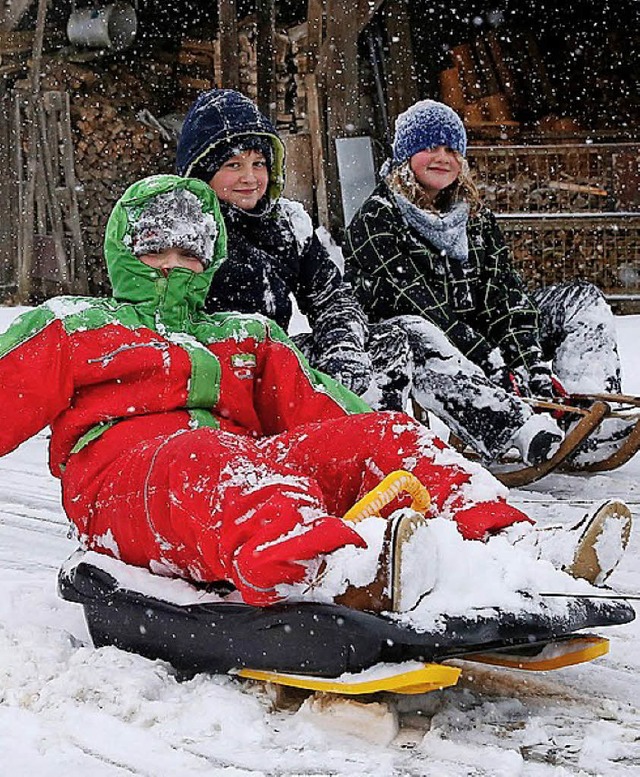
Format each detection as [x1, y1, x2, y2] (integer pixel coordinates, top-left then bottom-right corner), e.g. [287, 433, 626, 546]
[344, 181, 544, 376]
[204, 199, 369, 357]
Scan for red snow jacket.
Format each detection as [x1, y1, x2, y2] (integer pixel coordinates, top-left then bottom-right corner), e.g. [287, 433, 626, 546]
[0, 176, 368, 477]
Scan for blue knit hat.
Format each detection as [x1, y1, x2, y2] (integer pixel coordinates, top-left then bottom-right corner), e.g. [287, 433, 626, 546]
[392, 100, 467, 166]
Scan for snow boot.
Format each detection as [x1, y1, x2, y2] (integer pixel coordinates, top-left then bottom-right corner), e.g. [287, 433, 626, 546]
[334, 509, 430, 613]
[506, 500, 632, 586]
[565, 500, 633, 585]
[331, 470, 434, 613]
[509, 413, 564, 466]
[568, 415, 640, 468]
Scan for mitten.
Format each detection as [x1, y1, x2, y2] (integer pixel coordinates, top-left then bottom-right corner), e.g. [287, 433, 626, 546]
[486, 364, 515, 393]
[317, 346, 373, 396]
[527, 363, 555, 399]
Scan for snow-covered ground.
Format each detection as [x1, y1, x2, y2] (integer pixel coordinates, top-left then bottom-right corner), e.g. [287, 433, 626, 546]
[1, 306, 640, 776]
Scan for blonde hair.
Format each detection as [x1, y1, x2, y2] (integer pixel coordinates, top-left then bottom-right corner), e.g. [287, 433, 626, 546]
[387, 154, 483, 215]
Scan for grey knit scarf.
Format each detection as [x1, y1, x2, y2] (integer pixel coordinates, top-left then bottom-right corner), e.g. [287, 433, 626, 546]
[393, 193, 470, 262]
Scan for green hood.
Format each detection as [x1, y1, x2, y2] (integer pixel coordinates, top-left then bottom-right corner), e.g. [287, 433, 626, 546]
[104, 175, 227, 313]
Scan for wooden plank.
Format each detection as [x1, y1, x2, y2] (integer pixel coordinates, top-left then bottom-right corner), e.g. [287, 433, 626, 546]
[17, 0, 47, 303]
[0, 0, 34, 32]
[256, 0, 276, 121]
[304, 72, 329, 227]
[218, 0, 239, 89]
[323, 0, 362, 228]
[47, 90, 87, 293]
[383, 0, 418, 122]
[0, 91, 18, 292]
[280, 131, 314, 214]
[306, 0, 324, 67]
[36, 99, 70, 289]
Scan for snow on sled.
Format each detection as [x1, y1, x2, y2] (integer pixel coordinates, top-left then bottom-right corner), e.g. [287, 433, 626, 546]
[57, 550, 635, 696]
[447, 393, 640, 487]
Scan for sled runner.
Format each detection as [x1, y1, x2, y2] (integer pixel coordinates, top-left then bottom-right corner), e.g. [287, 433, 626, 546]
[57, 550, 635, 696]
[447, 393, 640, 486]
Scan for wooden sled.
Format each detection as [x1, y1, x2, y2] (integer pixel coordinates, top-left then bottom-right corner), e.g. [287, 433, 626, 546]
[446, 394, 640, 487]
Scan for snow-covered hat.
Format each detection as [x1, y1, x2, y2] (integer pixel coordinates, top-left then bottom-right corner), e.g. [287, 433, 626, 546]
[131, 187, 219, 267]
[392, 99, 467, 165]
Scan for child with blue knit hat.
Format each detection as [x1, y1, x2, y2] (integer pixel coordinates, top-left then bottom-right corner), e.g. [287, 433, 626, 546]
[344, 99, 627, 470]
[392, 99, 468, 162]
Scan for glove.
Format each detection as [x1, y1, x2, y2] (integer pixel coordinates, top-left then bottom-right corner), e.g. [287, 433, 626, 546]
[486, 364, 515, 394]
[317, 346, 373, 396]
[527, 363, 555, 399]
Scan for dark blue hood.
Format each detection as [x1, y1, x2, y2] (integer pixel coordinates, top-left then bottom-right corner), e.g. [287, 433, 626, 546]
[176, 89, 285, 202]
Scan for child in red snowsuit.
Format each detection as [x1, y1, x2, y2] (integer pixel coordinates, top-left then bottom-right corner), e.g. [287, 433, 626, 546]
[0, 175, 530, 609]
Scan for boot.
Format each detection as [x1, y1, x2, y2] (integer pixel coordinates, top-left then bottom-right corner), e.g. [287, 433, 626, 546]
[334, 510, 430, 613]
[515, 500, 633, 586]
[509, 413, 564, 466]
[569, 415, 639, 467]
[565, 500, 633, 585]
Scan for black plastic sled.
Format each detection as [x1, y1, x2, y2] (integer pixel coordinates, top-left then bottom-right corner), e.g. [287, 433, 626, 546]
[58, 551, 635, 683]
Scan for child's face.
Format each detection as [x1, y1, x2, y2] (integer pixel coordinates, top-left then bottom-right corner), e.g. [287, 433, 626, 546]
[410, 146, 462, 200]
[138, 248, 205, 275]
[209, 149, 269, 210]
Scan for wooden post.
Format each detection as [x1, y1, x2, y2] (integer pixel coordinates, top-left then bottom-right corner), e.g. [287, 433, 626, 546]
[35, 99, 71, 290]
[304, 73, 329, 226]
[53, 91, 88, 293]
[322, 0, 363, 231]
[304, 0, 330, 226]
[17, 0, 47, 304]
[0, 89, 18, 294]
[256, 0, 276, 122]
[218, 0, 239, 90]
[382, 0, 418, 123]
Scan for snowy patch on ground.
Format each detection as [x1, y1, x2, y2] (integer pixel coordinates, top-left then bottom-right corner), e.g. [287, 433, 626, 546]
[1, 307, 640, 775]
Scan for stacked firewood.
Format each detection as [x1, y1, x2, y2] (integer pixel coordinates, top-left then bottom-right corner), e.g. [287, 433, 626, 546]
[177, 18, 303, 130]
[23, 59, 175, 292]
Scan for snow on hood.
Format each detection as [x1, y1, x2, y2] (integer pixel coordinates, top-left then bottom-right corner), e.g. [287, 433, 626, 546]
[104, 175, 227, 309]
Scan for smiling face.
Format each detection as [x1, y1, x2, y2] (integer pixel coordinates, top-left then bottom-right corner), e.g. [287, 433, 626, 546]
[138, 247, 205, 275]
[409, 146, 462, 203]
[208, 149, 270, 210]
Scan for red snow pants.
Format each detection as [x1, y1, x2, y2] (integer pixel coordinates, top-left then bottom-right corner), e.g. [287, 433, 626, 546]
[62, 411, 529, 606]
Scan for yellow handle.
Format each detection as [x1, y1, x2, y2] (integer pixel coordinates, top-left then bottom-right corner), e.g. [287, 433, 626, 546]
[343, 470, 431, 524]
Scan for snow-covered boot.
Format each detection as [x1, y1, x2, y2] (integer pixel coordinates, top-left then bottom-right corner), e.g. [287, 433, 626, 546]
[568, 415, 640, 468]
[334, 509, 431, 613]
[564, 500, 633, 585]
[511, 500, 633, 586]
[314, 470, 435, 614]
[509, 413, 563, 466]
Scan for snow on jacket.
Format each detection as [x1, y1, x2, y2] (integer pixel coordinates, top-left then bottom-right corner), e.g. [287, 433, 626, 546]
[205, 199, 368, 356]
[344, 181, 545, 377]
[0, 175, 368, 478]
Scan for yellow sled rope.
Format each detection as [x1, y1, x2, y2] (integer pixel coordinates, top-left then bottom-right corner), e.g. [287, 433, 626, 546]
[343, 470, 431, 524]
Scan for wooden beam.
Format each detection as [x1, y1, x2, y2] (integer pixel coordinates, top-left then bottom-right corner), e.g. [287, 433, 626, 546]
[382, 0, 418, 122]
[304, 73, 329, 227]
[218, 0, 239, 89]
[17, 0, 47, 304]
[322, 0, 363, 230]
[0, 0, 34, 32]
[256, 0, 276, 121]
[306, 0, 324, 68]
